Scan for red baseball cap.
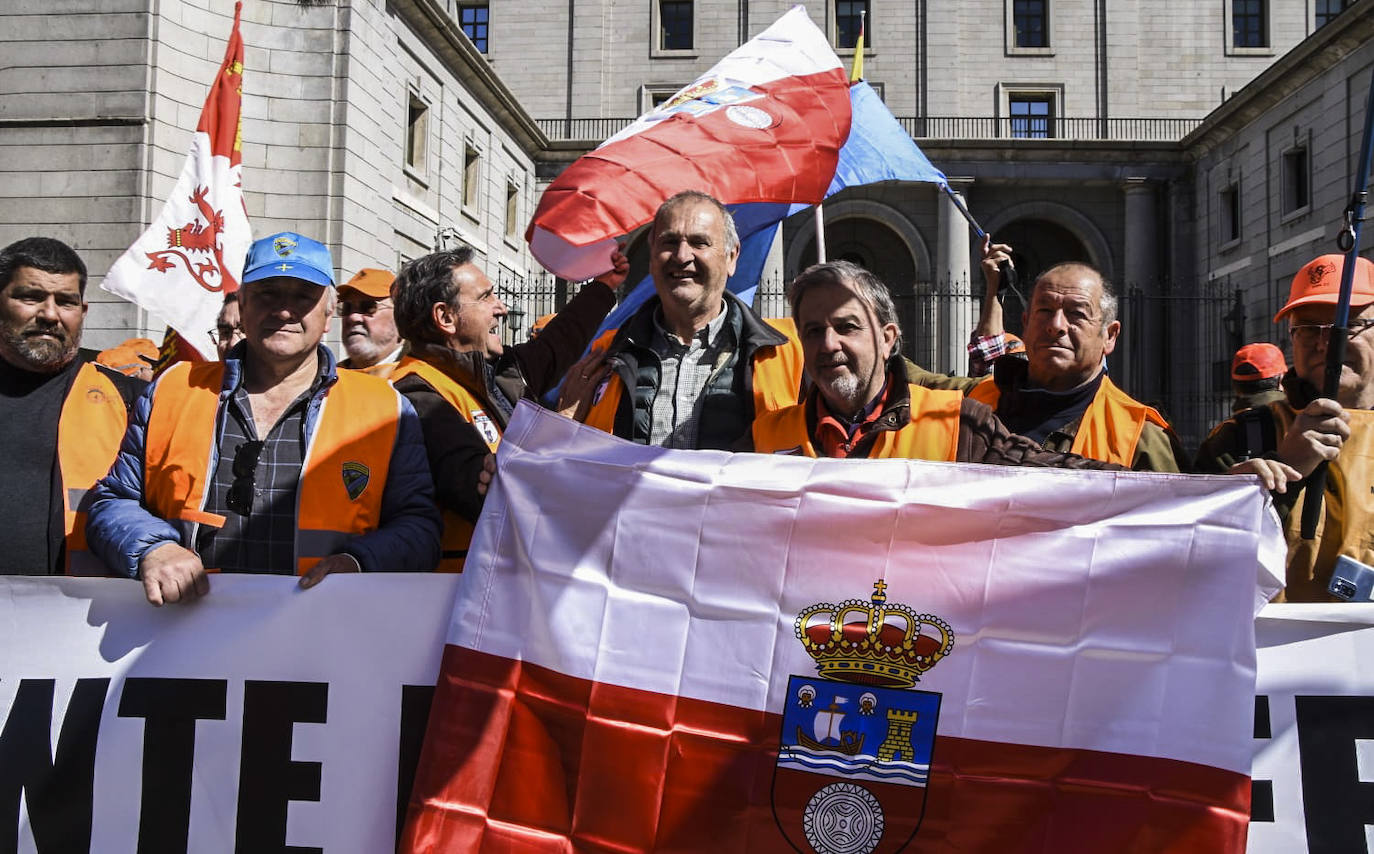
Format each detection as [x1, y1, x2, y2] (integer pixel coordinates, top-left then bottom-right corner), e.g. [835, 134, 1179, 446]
[1231, 342, 1286, 381]
[1274, 254, 1374, 322]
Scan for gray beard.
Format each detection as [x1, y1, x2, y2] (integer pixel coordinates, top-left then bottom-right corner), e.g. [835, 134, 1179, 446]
[2, 327, 77, 374]
[825, 371, 866, 414]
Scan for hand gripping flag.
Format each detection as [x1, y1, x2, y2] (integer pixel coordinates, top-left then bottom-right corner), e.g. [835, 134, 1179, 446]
[101, 2, 251, 362]
[403, 403, 1285, 853]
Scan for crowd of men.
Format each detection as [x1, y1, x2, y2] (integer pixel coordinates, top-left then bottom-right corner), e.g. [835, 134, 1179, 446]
[0, 189, 1368, 603]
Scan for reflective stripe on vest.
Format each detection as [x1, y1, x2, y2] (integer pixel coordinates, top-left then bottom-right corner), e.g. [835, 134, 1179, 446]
[582, 319, 803, 436]
[967, 374, 1167, 467]
[59, 362, 128, 575]
[390, 356, 500, 572]
[145, 362, 398, 575]
[753, 384, 962, 461]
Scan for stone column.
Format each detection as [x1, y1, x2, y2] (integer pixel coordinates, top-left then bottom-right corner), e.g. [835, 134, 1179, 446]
[936, 178, 974, 372]
[1121, 177, 1159, 289]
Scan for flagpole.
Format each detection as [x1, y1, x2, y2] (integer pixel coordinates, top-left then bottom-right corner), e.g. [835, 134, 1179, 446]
[814, 204, 827, 263]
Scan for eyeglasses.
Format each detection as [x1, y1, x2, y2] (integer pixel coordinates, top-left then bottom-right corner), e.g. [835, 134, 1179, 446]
[336, 299, 392, 317]
[226, 440, 264, 517]
[208, 324, 242, 345]
[1289, 319, 1374, 345]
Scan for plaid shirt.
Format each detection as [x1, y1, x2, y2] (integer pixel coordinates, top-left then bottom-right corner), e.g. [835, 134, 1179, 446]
[648, 302, 735, 449]
[967, 332, 1012, 376]
[196, 358, 329, 574]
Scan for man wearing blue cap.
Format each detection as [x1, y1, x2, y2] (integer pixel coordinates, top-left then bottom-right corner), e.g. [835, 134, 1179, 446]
[87, 232, 442, 605]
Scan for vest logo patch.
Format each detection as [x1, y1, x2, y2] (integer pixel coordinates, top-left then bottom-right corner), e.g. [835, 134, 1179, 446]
[592, 377, 610, 406]
[471, 410, 500, 445]
[342, 461, 370, 501]
[85, 387, 107, 404]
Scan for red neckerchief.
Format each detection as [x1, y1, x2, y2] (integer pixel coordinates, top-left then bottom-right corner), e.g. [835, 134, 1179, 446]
[814, 377, 893, 459]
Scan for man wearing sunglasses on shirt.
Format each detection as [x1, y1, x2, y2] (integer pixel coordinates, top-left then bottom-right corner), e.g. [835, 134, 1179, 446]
[1196, 254, 1374, 601]
[86, 232, 442, 606]
[336, 267, 403, 378]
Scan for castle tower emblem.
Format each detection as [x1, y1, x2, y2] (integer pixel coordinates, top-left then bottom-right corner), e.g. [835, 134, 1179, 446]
[773, 581, 952, 854]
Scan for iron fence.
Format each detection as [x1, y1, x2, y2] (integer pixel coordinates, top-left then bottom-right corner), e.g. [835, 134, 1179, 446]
[495, 275, 1236, 456]
[537, 116, 1202, 144]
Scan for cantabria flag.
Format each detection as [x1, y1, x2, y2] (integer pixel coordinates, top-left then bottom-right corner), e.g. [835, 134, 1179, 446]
[403, 403, 1284, 853]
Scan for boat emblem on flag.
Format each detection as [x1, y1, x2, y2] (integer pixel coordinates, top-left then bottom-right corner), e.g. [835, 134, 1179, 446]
[652, 77, 765, 123]
[341, 461, 370, 500]
[773, 580, 953, 854]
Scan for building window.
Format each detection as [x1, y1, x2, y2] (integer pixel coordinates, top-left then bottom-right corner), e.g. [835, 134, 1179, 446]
[505, 180, 519, 239]
[1316, 0, 1351, 27]
[1232, 0, 1267, 48]
[405, 93, 428, 175]
[835, 1, 869, 49]
[1009, 93, 1055, 138]
[463, 145, 481, 212]
[1281, 147, 1309, 216]
[1220, 184, 1240, 244]
[659, 1, 693, 51]
[459, 4, 488, 53]
[1013, 0, 1048, 48]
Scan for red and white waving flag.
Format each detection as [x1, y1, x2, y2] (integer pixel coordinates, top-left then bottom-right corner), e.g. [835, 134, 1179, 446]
[527, 5, 850, 281]
[402, 403, 1284, 853]
[102, 2, 251, 361]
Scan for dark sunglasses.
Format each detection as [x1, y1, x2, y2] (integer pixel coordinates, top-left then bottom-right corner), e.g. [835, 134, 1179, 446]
[226, 440, 264, 517]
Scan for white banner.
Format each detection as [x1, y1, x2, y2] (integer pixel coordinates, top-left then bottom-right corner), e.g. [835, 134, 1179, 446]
[0, 574, 459, 854]
[0, 580, 1370, 853]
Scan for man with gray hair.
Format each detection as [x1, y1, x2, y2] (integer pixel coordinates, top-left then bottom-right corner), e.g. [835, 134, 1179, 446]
[562, 190, 803, 450]
[751, 260, 1122, 468]
[968, 259, 1187, 471]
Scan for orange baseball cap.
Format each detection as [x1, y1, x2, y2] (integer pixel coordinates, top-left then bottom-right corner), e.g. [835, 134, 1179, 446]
[1231, 342, 1286, 381]
[339, 267, 396, 299]
[96, 346, 145, 376]
[1274, 254, 1374, 322]
[1003, 332, 1027, 356]
[120, 337, 159, 362]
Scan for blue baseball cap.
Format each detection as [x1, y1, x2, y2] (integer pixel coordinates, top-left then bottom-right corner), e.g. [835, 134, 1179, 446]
[241, 232, 335, 287]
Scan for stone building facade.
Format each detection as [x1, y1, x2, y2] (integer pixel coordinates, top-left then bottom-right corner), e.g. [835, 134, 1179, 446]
[0, 0, 546, 351]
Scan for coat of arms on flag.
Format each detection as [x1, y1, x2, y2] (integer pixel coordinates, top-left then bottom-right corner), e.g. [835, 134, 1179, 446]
[774, 581, 951, 854]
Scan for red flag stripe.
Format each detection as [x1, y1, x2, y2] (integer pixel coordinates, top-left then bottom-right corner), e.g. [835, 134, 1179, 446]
[403, 646, 1249, 853]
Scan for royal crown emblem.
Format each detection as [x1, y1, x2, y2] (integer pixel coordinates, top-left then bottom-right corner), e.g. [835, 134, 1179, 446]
[794, 580, 954, 689]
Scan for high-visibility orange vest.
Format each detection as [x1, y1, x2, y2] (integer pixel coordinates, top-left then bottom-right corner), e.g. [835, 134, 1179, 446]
[143, 361, 400, 575]
[390, 355, 500, 573]
[753, 384, 963, 461]
[60, 361, 129, 575]
[968, 373, 1168, 467]
[583, 318, 804, 436]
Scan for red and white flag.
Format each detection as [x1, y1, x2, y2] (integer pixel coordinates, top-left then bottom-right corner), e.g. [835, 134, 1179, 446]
[102, 2, 251, 361]
[526, 6, 850, 281]
[402, 403, 1284, 853]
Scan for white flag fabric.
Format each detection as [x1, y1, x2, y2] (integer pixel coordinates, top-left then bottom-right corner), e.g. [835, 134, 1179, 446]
[101, 3, 250, 360]
[404, 402, 1285, 853]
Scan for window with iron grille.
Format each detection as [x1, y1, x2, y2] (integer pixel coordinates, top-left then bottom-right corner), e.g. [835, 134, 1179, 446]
[659, 1, 693, 51]
[459, 4, 488, 53]
[1013, 0, 1048, 48]
[1009, 94, 1054, 138]
[835, 0, 869, 49]
[1232, 0, 1267, 48]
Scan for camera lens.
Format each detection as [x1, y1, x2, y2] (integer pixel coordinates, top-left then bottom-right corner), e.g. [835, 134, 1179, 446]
[1332, 578, 1357, 600]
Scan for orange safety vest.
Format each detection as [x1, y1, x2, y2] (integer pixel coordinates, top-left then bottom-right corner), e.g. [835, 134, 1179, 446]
[582, 318, 804, 435]
[143, 361, 400, 575]
[753, 384, 963, 461]
[60, 362, 129, 575]
[968, 373, 1168, 467]
[390, 355, 501, 573]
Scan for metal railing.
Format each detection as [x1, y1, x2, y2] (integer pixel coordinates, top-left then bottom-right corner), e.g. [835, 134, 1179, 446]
[537, 115, 1203, 143]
